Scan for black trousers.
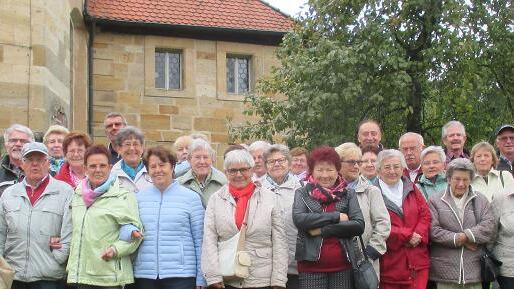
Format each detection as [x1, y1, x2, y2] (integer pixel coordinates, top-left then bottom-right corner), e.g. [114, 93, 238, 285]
[498, 276, 514, 289]
[12, 280, 65, 289]
[135, 277, 195, 289]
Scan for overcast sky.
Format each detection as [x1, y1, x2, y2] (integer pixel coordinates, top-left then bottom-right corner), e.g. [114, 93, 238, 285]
[264, 0, 308, 17]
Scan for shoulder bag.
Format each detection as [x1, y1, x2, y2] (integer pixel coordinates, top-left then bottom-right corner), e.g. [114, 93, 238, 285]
[0, 256, 13, 289]
[351, 236, 379, 289]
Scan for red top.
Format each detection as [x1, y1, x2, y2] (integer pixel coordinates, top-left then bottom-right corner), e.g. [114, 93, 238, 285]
[298, 202, 351, 273]
[25, 176, 50, 205]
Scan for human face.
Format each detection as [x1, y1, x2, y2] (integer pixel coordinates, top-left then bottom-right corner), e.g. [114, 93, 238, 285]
[358, 122, 381, 148]
[65, 140, 86, 169]
[378, 157, 403, 185]
[496, 130, 514, 158]
[190, 149, 212, 180]
[119, 137, 143, 168]
[85, 154, 111, 189]
[473, 148, 494, 176]
[251, 149, 266, 177]
[104, 116, 126, 143]
[5, 131, 31, 161]
[443, 125, 466, 153]
[22, 153, 49, 184]
[312, 161, 338, 189]
[46, 133, 65, 158]
[421, 152, 444, 179]
[175, 144, 189, 161]
[291, 154, 308, 175]
[449, 170, 471, 198]
[266, 152, 290, 183]
[340, 153, 361, 182]
[226, 162, 253, 189]
[360, 152, 377, 180]
[147, 155, 173, 190]
[399, 135, 424, 170]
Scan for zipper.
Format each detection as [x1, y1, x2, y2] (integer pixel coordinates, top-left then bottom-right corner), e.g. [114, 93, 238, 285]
[23, 206, 33, 280]
[156, 192, 163, 275]
[302, 195, 324, 260]
[75, 206, 88, 282]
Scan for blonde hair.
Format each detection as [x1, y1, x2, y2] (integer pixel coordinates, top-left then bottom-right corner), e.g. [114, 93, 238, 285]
[335, 142, 362, 161]
[470, 141, 499, 168]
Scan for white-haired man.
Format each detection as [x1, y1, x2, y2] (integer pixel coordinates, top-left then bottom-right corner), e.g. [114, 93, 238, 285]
[0, 124, 34, 193]
[399, 132, 425, 182]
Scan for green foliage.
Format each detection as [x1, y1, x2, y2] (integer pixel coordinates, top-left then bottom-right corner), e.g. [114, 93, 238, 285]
[230, 0, 514, 149]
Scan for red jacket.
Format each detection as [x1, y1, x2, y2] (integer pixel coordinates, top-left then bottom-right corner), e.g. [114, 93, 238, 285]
[54, 162, 77, 189]
[375, 176, 431, 285]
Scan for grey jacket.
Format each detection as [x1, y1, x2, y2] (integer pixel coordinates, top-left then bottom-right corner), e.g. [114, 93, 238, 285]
[111, 160, 152, 194]
[428, 187, 495, 284]
[354, 175, 390, 275]
[201, 184, 288, 288]
[0, 177, 73, 282]
[292, 183, 365, 262]
[178, 167, 227, 207]
[491, 189, 514, 277]
[262, 174, 303, 275]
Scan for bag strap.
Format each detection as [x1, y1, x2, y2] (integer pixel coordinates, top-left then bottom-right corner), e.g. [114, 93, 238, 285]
[237, 201, 251, 252]
[358, 235, 369, 261]
[500, 170, 505, 188]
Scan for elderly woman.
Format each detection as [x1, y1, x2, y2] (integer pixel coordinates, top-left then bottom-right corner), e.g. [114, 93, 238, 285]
[111, 126, 151, 194]
[249, 140, 272, 183]
[359, 145, 379, 183]
[416, 146, 448, 199]
[67, 145, 143, 288]
[471, 141, 514, 202]
[202, 149, 288, 289]
[43, 125, 69, 176]
[290, 147, 309, 181]
[428, 158, 495, 289]
[131, 146, 206, 288]
[261, 144, 303, 289]
[55, 132, 92, 189]
[374, 149, 431, 289]
[177, 138, 227, 207]
[293, 146, 364, 289]
[335, 143, 390, 276]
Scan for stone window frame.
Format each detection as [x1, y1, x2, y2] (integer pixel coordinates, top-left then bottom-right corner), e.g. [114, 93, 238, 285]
[216, 42, 265, 101]
[144, 36, 195, 98]
[154, 49, 183, 90]
[226, 54, 251, 94]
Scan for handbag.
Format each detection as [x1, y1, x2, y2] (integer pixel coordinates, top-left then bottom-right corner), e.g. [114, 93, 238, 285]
[470, 199, 502, 282]
[217, 204, 252, 280]
[351, 236, 379, 289]
[0, 256, 14, 289]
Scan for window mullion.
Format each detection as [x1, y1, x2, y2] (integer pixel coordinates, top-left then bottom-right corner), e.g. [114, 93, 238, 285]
[165, 52, 169, 90]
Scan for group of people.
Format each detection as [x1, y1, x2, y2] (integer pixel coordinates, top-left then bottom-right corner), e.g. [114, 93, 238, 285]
[0, 114, 512, 289]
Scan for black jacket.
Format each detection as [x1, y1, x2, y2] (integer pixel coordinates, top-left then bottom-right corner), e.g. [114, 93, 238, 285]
[292, 183, 365, 262]
[0, 154, 23, 195]
[497, 155, 513, 174]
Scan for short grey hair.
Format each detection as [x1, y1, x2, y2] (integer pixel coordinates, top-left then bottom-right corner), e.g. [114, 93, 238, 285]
[249, 140, 271, 153]
[104, 112, 127, 125]
[113, 126, 144, 147]
[420, 146, 446, 163]
[442, 120, 466, 140]
[4, 124, 34, 143]
[398, 132, 424, 147]
[43, 125, 69, 144]
[188, 138, 216, 160]
[224, 149, 255, 170]
[190, 133, 209, 141]
[263, 144, 291, 163]
[446, 158, 475, 180]
[376, 149, 407, 171]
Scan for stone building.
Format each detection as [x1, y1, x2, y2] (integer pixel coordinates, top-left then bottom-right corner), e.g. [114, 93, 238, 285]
[0, 0, 292, 161]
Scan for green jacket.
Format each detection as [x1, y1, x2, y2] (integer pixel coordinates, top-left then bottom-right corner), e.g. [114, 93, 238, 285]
[67, 178, 142, 286]
[416, 173, 447, 200]
[177, 167, 227, 207]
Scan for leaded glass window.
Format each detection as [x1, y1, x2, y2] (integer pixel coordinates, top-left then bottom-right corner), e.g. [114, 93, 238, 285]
[227, 55, 250, 94]
[155, 49, 182, 90]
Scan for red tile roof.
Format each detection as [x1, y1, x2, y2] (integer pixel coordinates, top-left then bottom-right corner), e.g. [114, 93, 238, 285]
[86, 0, 293, 33]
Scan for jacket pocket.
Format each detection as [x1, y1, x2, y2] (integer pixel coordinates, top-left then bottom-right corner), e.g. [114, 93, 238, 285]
[4, 202, 21, 234]
[85, 257, 116, 277]
[38, 205, 64, 236]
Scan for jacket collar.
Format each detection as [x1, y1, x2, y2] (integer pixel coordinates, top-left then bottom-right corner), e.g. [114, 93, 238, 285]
[440, 185, 477, 207]
[11, 176, 61, 198]
[1, 154, 22, 177]
[219, 182, 262, 205]
[374, 176, 414, 216]
[112, 159, 147, 181]
[262, 172, 299, 193]
[75, 177, 124, 198]
[418, 173, 446, 186]
[180, 166, 227, 185]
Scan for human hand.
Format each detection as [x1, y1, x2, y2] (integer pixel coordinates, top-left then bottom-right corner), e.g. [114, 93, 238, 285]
[339, 213, 349, 222]
[131, 230, 142, 239]
[100, 246, 117, 261]
[308, 228, 322, 236]
[464, 242, 478, 251]
[49, 236, 62, 250]
[210, 282, 225, 288]
[408, 232, 422, 247]
[196, 286, 204, 289]
[455, 233, 468, 247]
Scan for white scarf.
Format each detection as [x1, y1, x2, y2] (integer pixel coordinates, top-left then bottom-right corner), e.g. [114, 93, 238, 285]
[379, 178, 404, 208]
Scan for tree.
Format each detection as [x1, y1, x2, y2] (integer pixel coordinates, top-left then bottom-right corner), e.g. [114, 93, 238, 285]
[230, 0, 514, 148]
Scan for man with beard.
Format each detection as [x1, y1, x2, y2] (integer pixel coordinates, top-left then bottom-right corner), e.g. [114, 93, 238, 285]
[399, 132, 425, 183]
[442, 120, 469, 165]
[0, 124, 34, 194]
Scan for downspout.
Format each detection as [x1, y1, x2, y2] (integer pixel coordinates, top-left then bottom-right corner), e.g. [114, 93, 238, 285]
[87, 20, 95, 136]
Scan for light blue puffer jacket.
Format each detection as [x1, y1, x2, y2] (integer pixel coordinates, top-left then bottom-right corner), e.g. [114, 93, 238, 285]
[133, 181, 206, 286]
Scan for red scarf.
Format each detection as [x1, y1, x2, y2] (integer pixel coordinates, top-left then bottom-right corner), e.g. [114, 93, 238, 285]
[229, 182, 255, 230]
[307, 175, 347, 205]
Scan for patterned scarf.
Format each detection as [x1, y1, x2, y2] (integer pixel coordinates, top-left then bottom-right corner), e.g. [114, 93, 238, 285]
[81, 173, 117, 208]
[307, 174, 347, 205]
[229, 182, 256, 230]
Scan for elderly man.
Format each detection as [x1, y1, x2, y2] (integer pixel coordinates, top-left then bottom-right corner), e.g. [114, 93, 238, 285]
[248, 140, 271, 183]
[495, 124, 514, 174]
[104, 112, 127, 164]
[399, 132, 425, 183]
[0, 142, 73, 289]
[357, 119, 384, 151]
[0, 124, 34, 193]
[442, 120, 469, 164]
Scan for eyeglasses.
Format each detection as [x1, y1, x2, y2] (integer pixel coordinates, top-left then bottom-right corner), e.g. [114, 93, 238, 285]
[498, 135, 514, 142]
[121, 142, 142, 148]
[8, 138, 30, 144]
[422, 160, 442, 166]
[226, 167, 251, 176]
[341, 160, 362, 166]
[266, 158, 287, 165]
